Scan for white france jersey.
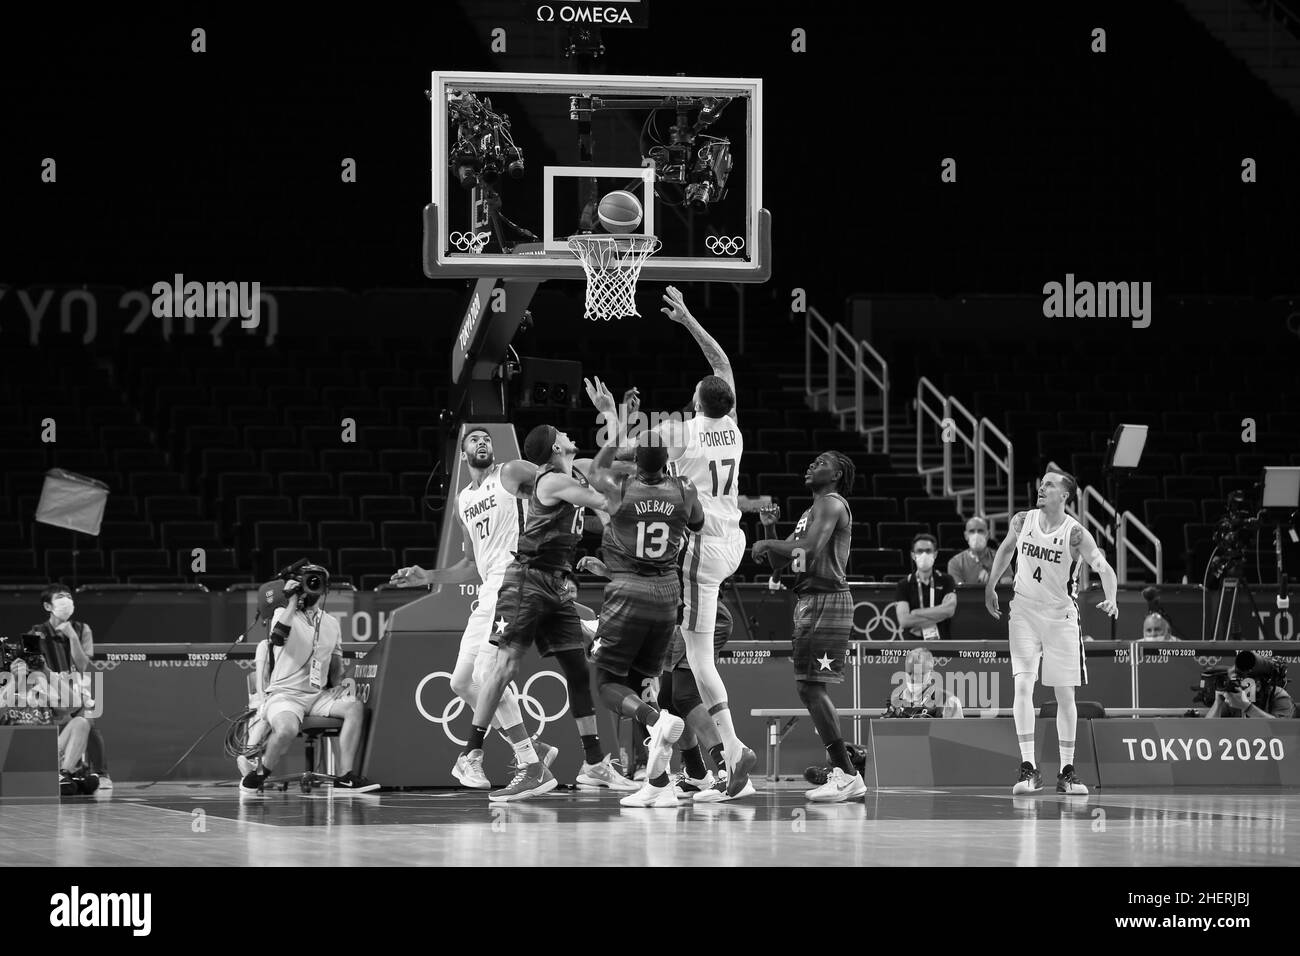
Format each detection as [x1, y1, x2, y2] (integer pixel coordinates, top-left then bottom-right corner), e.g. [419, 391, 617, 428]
[1012, 509, 1081, 609]
[669, 414, 743, 537]
[456, 464, 526, 580]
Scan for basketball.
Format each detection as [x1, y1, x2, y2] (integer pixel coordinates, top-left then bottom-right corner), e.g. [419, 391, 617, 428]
[597, 190, 643, 233]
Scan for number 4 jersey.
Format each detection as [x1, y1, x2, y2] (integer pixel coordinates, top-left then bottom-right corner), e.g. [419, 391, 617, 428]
[669, 414, 743, 537]
[1012, 508, 1082, 609]
[601, 474, 693, 574]
[457, 463, 527, 578]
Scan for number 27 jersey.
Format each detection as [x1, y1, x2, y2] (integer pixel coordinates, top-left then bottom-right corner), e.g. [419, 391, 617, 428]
[456, 464, 526, 578]
[669, 414, 743, 537]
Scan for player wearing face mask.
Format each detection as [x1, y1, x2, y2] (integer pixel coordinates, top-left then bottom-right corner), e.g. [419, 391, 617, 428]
[892, 533, 959, 640]
[946, 516, 1012, 586]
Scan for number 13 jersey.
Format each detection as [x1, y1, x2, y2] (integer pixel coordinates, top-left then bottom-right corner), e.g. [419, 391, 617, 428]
[602, 475, 692, 574]
[669, 415, 743, 537]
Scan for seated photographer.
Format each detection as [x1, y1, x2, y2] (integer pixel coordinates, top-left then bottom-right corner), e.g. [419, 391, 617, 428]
[0, 641, 99, 795]
[30, 587, 112, 787]
[884, 647, 964, 718]
[239, 568, 379, 793]
[1202, 653, 1295, 720]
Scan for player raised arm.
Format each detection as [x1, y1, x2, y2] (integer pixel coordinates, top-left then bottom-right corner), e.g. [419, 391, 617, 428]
[584, 376, 637, 497]
[1071, 524, 1119, 618]
[752, 495, 846, 568]
[661, 285, 737, 423]
[984, 511, 1025, 619]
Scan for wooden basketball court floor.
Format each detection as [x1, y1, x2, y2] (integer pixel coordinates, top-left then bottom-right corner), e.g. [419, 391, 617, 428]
[2, 782, 1296, 866]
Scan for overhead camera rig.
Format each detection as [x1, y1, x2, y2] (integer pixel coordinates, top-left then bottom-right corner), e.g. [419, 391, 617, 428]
[570, 94, 735, 209]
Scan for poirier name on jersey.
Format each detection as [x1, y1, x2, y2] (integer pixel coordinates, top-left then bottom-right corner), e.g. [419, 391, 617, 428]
[1013, 509, 1081, 608]
[670, 415, 743, 537]
[457, 464, 526, 577]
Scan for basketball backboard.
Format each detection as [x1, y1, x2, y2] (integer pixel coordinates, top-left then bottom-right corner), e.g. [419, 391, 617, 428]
[423, 71, 768, 283]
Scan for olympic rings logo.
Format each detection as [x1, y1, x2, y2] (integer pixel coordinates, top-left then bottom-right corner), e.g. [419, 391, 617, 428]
[450, 231, 490, 254]
[704, 235, 745, 256]
[852, 599, 903, 640]
[415, 670, 570, 745]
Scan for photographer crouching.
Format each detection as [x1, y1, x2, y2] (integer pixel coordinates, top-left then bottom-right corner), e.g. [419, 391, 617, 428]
[1200, 651, 1295, 720]
[239, 564, 380, 793]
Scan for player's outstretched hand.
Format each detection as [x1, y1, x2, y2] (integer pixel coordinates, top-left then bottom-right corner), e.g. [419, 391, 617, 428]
[758, 503, 781, 526]
[1097, 598, 1119, 619]
[661, 285, 692, 324]
[577, 556, 611, 578]
[984, 588, 1001, 620]
[622, 386, 641, 417]
[390, 565, 429, 588]
[584, 376, 617, 416]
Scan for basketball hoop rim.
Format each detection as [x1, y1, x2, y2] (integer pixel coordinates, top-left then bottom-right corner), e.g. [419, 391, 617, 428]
[566, 233, 661, 250]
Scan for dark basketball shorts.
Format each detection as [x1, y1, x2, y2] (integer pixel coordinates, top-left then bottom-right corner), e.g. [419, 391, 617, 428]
[665, 601, 733, 672]
[493, 562, 585, 658]
[591, 573, 680, 677]
[791, 590, 853, 684]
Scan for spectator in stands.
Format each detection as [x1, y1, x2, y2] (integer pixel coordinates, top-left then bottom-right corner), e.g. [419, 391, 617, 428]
[1141, 612, 1179, 641]
[31, 587, 111, 790]
[893, 533, 958, 639]
[947, 515, 1011, 586]
[885, 647, 963, 718]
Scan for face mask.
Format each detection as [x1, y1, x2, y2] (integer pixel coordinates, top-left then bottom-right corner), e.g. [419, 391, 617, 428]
[967, 533, 988, 551]
[914, 553, 935, 572]
[51, 597, 74, 621]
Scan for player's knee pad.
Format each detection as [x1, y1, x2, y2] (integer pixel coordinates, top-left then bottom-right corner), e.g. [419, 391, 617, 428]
[657, 670, 675, 713]
[555, 649, 595, 717]
[672, 669, 704, 716]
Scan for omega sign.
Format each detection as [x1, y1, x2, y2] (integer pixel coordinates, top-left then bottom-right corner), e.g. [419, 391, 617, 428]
[535, 3, 647, 27]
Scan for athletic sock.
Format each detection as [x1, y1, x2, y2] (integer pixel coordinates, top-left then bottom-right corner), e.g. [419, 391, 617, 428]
[650, 771, 670, 787]
[1059, 740, 1075, 771]
[635, 701, 660, 726]
[581, 734, 603, 765]
[466, 725, 488, 755]
[826, 739, 854, 775]
[682, 745, 708, 780]
[708, 743, 726, 773]
[512, 738, 539, 767]
[1018, 733, 1035, 765]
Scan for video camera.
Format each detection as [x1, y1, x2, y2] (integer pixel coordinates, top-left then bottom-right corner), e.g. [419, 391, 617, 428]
[1209, 490, 1260, 580]
[1192, 651, 1288, 707]
[0, 633, 47, 673]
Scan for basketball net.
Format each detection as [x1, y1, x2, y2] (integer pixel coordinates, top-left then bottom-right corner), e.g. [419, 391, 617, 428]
[567, 234, 661, 321]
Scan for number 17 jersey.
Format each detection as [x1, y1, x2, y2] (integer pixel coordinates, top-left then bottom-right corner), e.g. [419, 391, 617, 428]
[669, 414, 743, 537]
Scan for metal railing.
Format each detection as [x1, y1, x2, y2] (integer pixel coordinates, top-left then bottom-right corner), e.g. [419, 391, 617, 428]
[1055, 463, 1164, 586]
[1118, 510, 1163, 584]
[803, 307, 889, 452]
[917, 378, 1014, 527]
[915, 376, 949, 496]
[975, 418, 1015, 531]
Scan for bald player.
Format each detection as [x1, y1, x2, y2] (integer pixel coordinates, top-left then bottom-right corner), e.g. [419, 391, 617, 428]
[985, 470, 1118, 796]
[654, 285, 757, 799]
